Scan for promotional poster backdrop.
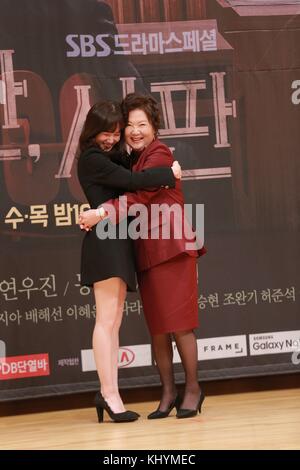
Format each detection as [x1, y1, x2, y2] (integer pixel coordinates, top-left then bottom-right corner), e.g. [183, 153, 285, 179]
[0, 0, 299, 401]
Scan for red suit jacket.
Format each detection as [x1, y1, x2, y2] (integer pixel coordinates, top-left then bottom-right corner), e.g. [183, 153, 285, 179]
[103, 139, 206, 272]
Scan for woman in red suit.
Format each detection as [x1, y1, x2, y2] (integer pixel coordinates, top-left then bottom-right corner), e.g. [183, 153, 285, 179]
[80, 94, 206, 419]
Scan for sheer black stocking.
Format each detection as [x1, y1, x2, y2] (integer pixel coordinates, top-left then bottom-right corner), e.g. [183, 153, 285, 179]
[173, 329, 201, 410]
[151, 333, 177, 411]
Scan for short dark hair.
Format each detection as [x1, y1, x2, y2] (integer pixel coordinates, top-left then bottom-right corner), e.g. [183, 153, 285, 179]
[79, 101, 124, 152]
[121, 93, 161, 134]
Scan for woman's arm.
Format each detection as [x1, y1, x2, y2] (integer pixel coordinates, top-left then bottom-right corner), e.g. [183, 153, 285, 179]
[79, 145, 179, 230]
[81, 150, 176, 191]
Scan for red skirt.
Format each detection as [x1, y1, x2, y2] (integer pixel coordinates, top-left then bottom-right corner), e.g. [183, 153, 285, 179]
[137, 253, 199, 335]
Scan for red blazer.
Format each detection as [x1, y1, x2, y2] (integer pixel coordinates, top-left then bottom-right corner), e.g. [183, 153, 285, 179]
[103, 139, 206, 272]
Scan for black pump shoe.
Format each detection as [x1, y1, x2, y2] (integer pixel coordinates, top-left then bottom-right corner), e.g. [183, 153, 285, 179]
[176, 389, 205, 419]
[147, 395, 181, 420]
[94, 391, 140, 423]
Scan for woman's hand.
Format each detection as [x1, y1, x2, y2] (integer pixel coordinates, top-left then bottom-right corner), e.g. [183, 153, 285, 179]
[78, 209, 103, 231]
[171, 160, 182, 180]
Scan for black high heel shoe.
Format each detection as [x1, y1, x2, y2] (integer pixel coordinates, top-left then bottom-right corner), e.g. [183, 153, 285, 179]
[176, 389, 205, 419]
[94, 392, 140, 423]
[147, 395, 181, 420]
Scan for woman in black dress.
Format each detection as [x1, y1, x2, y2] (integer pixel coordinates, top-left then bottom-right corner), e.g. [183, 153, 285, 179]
[77, 101, 181, 422]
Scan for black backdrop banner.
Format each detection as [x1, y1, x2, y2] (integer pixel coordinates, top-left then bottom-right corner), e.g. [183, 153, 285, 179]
[0, 0, 299, 401]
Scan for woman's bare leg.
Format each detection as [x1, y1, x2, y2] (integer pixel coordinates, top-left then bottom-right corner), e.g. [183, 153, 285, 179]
[93, 277, 127, 413]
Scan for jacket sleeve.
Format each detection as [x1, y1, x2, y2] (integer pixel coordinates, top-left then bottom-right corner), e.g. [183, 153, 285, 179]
[85, 151, 175, 190]
[102, 145, 176, 222]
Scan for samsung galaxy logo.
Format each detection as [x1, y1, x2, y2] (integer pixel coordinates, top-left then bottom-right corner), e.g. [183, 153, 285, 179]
[249, 331, 300, 356]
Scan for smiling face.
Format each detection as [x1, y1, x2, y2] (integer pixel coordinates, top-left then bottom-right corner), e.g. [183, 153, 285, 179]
[95, 124, 121, 152]
[125, 109, 155, 152]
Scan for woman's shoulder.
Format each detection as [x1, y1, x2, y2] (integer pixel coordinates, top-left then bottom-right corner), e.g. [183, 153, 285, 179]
[80, 146, 125, 160]
[80, 146, 103, 159]
[78, 146, 107, 166]
[78, 146, 127, 172]
[145, 139, 173, 159]
[150, 139, 172, 153]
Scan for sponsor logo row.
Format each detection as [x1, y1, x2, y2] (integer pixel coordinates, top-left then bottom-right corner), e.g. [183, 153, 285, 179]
[1, 331, 299, 379]
[81, 330, 300, 371]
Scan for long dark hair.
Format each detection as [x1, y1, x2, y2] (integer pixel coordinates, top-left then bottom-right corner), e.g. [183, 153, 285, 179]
[79, 101, 124, 152]
[121, 93, 161, 135]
